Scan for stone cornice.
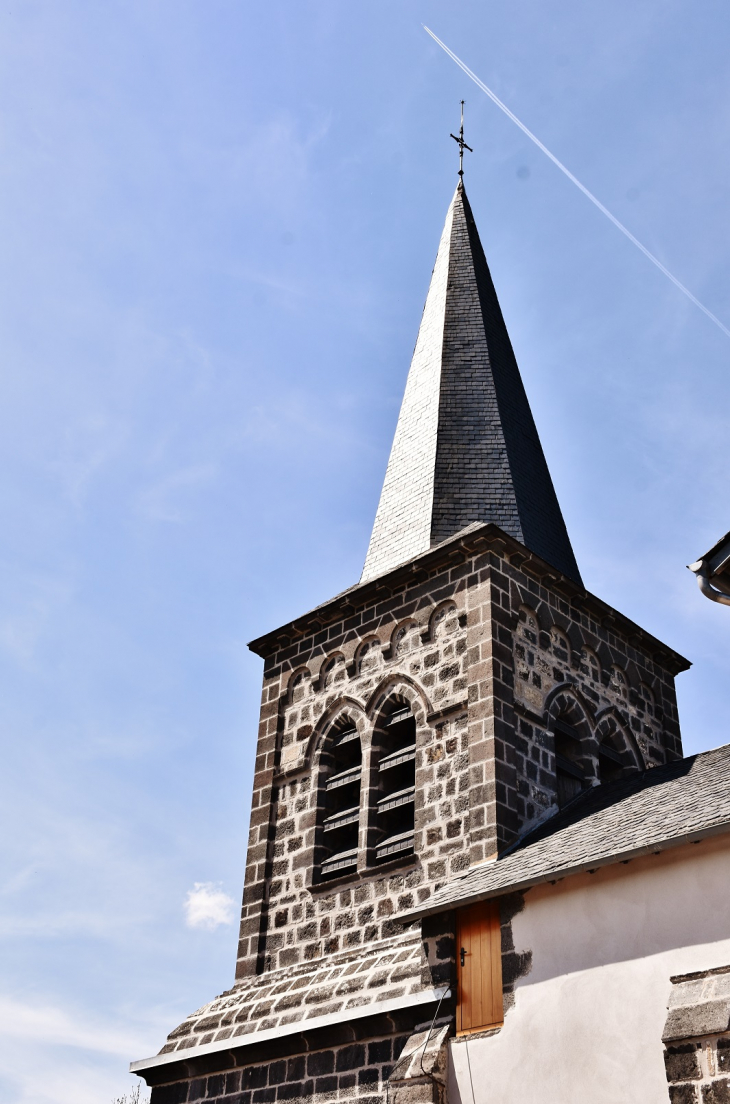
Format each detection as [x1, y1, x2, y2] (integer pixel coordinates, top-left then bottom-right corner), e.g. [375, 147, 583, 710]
[247, 522, 690, 675]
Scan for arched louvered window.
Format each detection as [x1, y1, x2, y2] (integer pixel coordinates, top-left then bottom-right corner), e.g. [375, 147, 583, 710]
[552, 716, 588, 808]
[316, 718, 362, 880]
[595, 717, 642, 785]
[598, 734, 625, 784]
[372, 703, 416, 864]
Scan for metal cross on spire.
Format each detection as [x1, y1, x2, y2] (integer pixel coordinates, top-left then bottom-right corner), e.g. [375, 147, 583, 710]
[450, 100, 473, 177]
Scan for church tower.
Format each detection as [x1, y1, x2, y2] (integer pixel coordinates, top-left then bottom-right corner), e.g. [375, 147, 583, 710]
[132, 172, 689, 1104]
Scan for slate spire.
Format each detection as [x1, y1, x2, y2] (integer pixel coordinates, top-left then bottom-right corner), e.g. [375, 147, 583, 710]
[361, 182, 582, 585]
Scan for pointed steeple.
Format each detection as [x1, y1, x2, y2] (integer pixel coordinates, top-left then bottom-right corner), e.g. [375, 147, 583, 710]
[361, 182, 581, 585]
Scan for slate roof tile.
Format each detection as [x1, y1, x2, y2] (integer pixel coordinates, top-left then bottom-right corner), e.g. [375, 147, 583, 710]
[361, 181, 581, 585]
[156, 930, 428, 1055]
[399, 743, 730, 922]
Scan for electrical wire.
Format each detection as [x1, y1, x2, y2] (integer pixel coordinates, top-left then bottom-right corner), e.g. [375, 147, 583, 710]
[419, 986, 446, 1090]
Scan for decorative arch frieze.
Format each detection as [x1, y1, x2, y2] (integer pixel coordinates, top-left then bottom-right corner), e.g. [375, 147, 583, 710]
[609, 664, 629, 703]
[318, 652, 347, 691]
[549, 625, 572, 667]
[517, 604, 539, 642]
[286, 665, 312, 704]
[428, 600, 459, 641]
[579, 646, 602, 686]
[389, 619, 420, 660]
[515, 593, 551, 633]
[355, 636, 384, 677]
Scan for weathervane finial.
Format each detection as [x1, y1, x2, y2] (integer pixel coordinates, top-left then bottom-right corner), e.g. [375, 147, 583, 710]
[450, 100, 473, 178]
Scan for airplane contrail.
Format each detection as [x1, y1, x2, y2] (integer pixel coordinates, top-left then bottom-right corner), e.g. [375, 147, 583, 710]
[424, 25, 730, 340]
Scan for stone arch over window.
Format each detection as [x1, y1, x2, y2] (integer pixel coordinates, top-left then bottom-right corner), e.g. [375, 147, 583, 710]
[429, 600, 459, 640]
[579, 646, 601, 685]
[319, 653, 347, 690]
[366, 685, 423, 866]
[390, 619, 420, 659]
[545, 688, 593, 808]
[595, 710, 644, 782]
[609, 665, 629, 703]
[313, 711, 364, 882]
[355, 637, 383, 676]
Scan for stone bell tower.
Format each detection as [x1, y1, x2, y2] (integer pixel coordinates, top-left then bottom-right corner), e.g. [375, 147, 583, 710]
[132, 175, 688, 1104]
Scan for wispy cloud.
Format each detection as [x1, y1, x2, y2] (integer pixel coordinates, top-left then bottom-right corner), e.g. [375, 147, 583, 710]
[50, 413, 129, 510]
[0, 569, 72, 665]
[184, 882, 235, 930]
[137, 463, 217, 523]
[0, 995, 164, 1104]
[0, 996, 148, 1057]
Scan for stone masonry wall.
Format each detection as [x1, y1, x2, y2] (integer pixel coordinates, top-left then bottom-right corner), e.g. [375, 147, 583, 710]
[260, 599, 469, 974]
[662, 965, 730, 1104]
[238, 526, 686, 979]
[146, 1005, 451, 1104]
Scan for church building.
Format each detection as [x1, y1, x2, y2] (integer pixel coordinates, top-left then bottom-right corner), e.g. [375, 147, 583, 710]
[131, 165, 730, 1104]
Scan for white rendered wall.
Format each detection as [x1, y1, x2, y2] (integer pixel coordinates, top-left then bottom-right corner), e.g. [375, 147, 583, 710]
[448, 834, 730, 1104]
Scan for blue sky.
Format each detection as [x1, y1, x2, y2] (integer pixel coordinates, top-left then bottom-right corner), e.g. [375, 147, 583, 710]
[1, 2, 729, 1100]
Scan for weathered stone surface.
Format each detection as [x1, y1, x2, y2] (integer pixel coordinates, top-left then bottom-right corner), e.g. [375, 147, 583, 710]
[150, 1022, 416, 1103]
[664, 1004, 730, 1043]
[665, 1045, 702, 1082]
[662, 970, 730, 1104]
[670, 1087, 699, 1104]
[703, 1079, 730, 1104]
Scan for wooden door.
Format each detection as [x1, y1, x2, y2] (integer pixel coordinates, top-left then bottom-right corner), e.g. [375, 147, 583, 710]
[456, 899, 504, 1035]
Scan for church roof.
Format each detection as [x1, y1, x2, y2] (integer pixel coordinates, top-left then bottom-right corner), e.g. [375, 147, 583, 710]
[361, 181, 581, 585]
[398, 741, 730, 922]
[130, 929, 446, 1073]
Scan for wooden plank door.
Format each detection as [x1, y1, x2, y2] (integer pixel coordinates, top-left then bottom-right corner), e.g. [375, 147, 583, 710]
[456, 900, 504, 1035]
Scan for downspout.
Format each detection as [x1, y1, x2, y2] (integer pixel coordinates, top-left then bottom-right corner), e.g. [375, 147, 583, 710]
[687, 560, 730, 606]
